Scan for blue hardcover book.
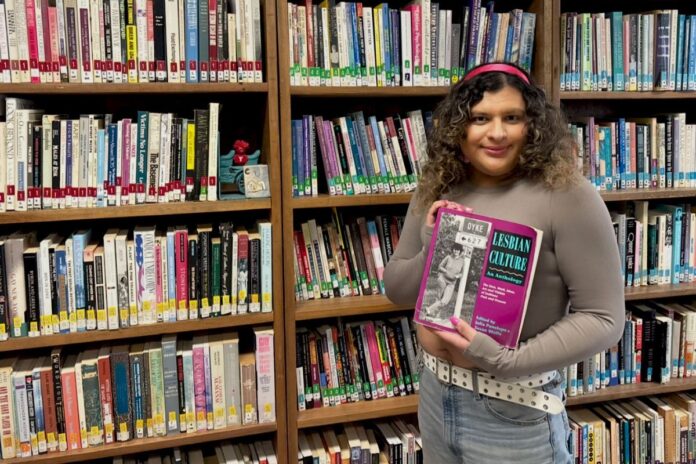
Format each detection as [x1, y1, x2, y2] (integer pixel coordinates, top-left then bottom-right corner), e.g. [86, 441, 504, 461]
[659, 205, 683, 284]
[609, 347, 619, 386]
[107, 124, 118, 200]
[390, 8, 401, 86]
[687, 15, 696, 90]
[677, 15, 686, 91]
[617, 118, 626, 189]
[71, 229, 92, 326]
[368, 116, 391, 192]
[291, 119, 300, 196]
[350, 4, 362, 84]
[609, 11, 625, 92]
[504, 22, 514, 64]
[466, 0, 481, 70]
[184, 0, 198, 82]
[349, 114, 376, 193]
[96, 129, 106, 207]
[344, 117, 367, 192]
[379, 5, 392, 85]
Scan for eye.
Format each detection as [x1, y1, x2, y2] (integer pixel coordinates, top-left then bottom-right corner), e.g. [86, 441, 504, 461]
[505, 114, 525, 123]
[471, 115, 488, 124]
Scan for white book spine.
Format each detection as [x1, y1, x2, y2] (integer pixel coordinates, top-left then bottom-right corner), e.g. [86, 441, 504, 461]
[0, 122, 6, 212]
[4, 99, 18, 208]
[400, 10, 412, 86]
[13, 368, 31, 456]
[89, 0, 102, 82]
[363, 7, 377, 87]
[210, 339, 226, 429]
[157, 113, 171, 203]
[134, 227, 156, 324]
[38, 237, 54, 335]
[228, 13, 237, 83]
[114, 232, 130, 328]
[177, 0, 185, 81]
[251, 0, 261, 82]
[136, 0, 148, 82]
[0, 2, 11, 83]
[33, 0, 47, 82]
[254, 328, 275, 423]
[222, 336, 240, 425]
[420, 0, 430, 86]
[109, 0, 122, 83]
[436, 10, 446, 86]
[146, 113, 161, 203]
[14, 0, 30, 82]
[128, 122, 138, 205]
[14, 109, 28, 211]
[259, 222, 272, 313]
[4, 0, 18, 83]
[320, 6, 330, 86]
[182, 346, 196, 433]
[74, 357, 88, 448]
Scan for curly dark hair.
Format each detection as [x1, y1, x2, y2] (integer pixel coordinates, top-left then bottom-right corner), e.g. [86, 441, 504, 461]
[416, 63, 579, 212]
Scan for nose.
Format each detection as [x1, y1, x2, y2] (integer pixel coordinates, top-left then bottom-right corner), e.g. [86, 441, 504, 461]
[488, 118, 506, 141]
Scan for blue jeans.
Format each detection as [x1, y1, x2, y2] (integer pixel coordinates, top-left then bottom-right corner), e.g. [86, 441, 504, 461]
[418, 366, 572, 463]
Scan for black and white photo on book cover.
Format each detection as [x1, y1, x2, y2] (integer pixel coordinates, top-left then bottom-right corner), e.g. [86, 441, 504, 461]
[418, 211, 492, 328]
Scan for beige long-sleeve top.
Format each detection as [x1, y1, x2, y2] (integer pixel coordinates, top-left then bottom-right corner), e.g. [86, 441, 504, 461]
[383, 177, 625, 377]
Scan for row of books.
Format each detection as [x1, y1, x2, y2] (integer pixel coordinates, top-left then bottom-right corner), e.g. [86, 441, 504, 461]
[567, 394, 696, 464]
[570, 114, 696, 192]
[609, 201, 691, 288]
[0, 329, 276, 460]
[561, 10, 696, 92]
[114, 439, 277, 464]
[0, 99, 225, 213]
[296, 317, 420, 411]
[291, 109, 431, 197]
[292, 212, 404, 302]
[288, 0, 535, 87]
[564, 300, 696, 398]
[0, 222, 272, 341]
[298, 419, 422, 464]
[0, 0, 263, 84]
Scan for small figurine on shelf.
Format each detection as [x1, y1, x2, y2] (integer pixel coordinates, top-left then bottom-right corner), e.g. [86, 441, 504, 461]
[219, 139, 268, 199]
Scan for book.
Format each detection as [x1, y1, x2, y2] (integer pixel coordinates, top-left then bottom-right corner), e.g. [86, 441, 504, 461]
[414, 207, 542, 349]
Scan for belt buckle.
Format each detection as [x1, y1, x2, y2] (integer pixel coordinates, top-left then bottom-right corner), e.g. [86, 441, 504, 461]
[437, 358, 451, 384]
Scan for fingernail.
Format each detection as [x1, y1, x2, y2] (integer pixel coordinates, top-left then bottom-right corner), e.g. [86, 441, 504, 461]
[449, 316, 460, 325]
[464, 207, 473, 213]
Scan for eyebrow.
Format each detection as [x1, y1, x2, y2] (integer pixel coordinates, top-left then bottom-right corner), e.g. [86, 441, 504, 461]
[470, 109, 526, 116]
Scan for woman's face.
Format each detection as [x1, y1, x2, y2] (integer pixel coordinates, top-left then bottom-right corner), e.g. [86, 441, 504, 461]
[459, 85, 528, 187]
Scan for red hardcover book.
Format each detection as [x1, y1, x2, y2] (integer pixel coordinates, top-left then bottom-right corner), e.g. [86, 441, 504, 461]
[97, 348, 115, 444]
[39, 361, 58, 452]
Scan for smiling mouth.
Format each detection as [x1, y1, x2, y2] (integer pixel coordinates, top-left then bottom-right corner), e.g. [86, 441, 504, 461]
[483, 146, 509, 156]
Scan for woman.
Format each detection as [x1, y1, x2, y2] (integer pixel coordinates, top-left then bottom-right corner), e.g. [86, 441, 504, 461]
[383, 63, 624, 463]
[425, 242, 466, 318]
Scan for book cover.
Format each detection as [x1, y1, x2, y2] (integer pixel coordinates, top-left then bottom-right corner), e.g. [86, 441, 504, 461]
[414, 207, 542, 349]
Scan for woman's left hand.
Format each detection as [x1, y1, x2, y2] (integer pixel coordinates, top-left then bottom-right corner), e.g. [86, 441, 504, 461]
[430, 316, 478, 351]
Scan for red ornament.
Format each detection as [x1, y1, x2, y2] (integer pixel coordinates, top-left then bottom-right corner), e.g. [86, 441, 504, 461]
[233, 139, 250, 166]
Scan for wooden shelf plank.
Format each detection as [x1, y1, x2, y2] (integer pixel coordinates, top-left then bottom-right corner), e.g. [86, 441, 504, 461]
[0, 83, 269, 94]
[624, 283, 696, 301]
[566, 379, 696, 407]
[561, 91, 696, 100]
[0, 199, 271, 225]
[0, 313, 274, 353]
[297, 395, 418, 429]
[290, 86, 450, 97]
[287, 188, 696, 207]
[295, 295, 413, 321]
[291, 193, 413, 209]
[600, 188, 696, 202]
[0, 423, 276, 464]
[295, 295, 411, 321]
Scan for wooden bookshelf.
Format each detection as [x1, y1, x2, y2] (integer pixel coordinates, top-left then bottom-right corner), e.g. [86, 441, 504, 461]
[290, 193, 413, 209]
[297, 396, 419, 429]
[294, 295, 411, 321]
[0, 423, 277, 464]
[0, 313, 274, 353]
[0, 0, 287, 462]
[278, 0, 554, 458]
[560, 91, 696, 100]
[0, 83, 270, 95]
[624, 283, 696, 301]
[566, 379, 696, 407]
[290, 86, 450, 97]
[0, 199, 272, 225]
[600, 188, 696, 202]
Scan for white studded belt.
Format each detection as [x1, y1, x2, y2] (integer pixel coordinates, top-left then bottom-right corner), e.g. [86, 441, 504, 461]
[423, 352, 564, 414]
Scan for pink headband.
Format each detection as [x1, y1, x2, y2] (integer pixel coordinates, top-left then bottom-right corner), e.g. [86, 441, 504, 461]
[463, 63, 530, 85]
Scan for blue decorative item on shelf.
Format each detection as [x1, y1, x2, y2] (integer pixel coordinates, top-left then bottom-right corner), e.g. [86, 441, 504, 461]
[219, 145, 261, 199]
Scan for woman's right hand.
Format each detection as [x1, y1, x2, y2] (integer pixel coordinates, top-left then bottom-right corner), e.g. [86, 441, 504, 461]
[425, 200, 472, 227]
